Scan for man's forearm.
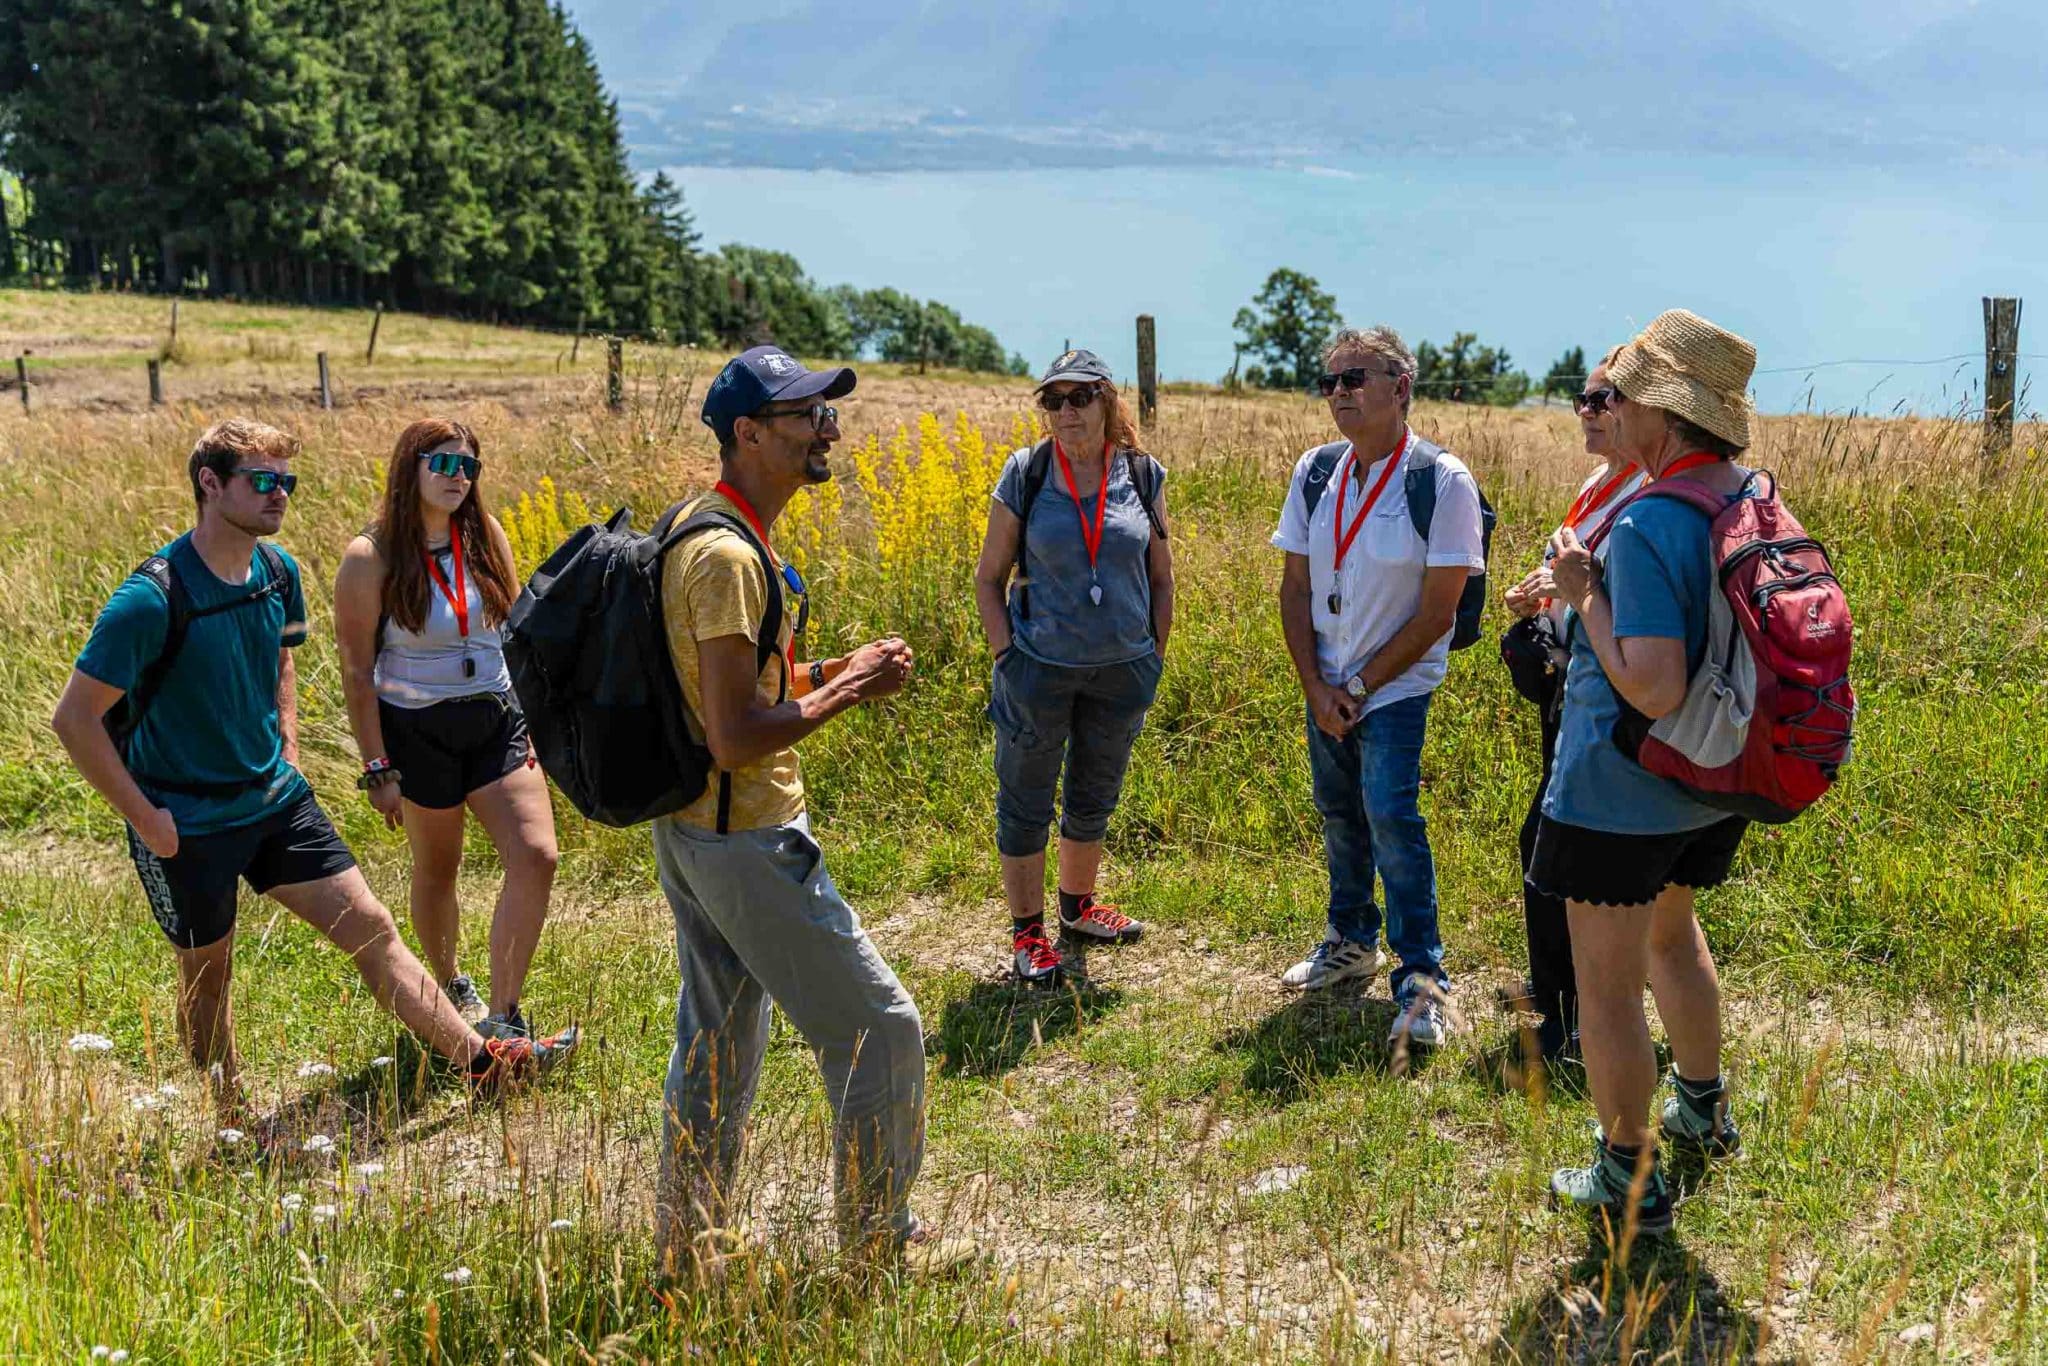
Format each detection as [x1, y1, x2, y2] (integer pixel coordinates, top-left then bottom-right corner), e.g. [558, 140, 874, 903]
[54, 716, 159, 829]
[277, 649, 300, 766]
[711, 681, 866, 772]
[1359, 612, 1455, 690]
[1279, 584, 1324, 693]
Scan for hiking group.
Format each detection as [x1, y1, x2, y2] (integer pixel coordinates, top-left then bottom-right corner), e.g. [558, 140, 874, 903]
[52, 305, 1853, 1273]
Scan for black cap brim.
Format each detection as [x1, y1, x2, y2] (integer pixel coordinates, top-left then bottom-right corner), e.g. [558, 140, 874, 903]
[772, 365, 857, 403]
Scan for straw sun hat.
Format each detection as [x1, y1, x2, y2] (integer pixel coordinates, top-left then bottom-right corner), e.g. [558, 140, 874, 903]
[1608, 309, 1757, 449]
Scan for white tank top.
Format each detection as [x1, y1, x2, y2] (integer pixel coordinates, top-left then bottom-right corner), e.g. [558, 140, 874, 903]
[374, 541, 512, 709]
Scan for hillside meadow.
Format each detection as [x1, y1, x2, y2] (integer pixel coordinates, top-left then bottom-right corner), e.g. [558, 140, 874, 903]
[0, 293, 2045, 1362]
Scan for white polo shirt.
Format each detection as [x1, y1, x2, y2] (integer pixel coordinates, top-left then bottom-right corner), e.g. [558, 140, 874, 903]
[1270, 430, 1487, 713]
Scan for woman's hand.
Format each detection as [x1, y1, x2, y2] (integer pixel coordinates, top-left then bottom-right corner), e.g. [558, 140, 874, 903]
[1503, 566, 1554, 619]
[1546, 527, 1602, 609]
[367, 780, 404, 830]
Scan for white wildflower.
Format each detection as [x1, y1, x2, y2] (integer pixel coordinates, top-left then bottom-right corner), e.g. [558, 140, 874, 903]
[280, 1194, 305, 1212]
[370, 1055, 394, 1069]
[296, 1060, 335, 1078]
[302, 1134, 335, 1155]
[158, 1083, 180, 1097]
[391, 1288, 408, 1301]
[130, 1093, 162, 1112]
[110, 1353, 129, 1364]
[443, 1266, 473, 1285]
[91, 1349, 110, 1361]
[69, 1033, 115, 1053]
[548, 1218, 573, 1231]
[1898, 1324, 1936, 1346]
[355, 1161, 384, 1177]
[217, 1128, 246, 1145]
[312, 1204, 337, 1221]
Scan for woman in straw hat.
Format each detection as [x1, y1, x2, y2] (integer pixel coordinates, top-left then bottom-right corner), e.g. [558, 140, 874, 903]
[1534, 309, 1756, 1235]
[1499, 346, 1646, 1078]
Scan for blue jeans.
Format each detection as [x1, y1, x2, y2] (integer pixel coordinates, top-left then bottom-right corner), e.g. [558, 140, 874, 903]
[1305, 691, 1449, 994]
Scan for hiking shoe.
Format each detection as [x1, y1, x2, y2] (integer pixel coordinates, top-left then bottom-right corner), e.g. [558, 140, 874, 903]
[1058, 896, 1144, 944]
[1280, 937, 1386, 991]
[1012, 922, 1063, 986]
[900, 1220, 982, 1277]
[1661, 1085, 1742, 1159]
[443, 974, 487, 1025]
[475, 1008, 531, 1042]
[467, 1024, 580, 1096]
[1388, 978, 1451, 1047]
[1549, 1133, 1673, 1237]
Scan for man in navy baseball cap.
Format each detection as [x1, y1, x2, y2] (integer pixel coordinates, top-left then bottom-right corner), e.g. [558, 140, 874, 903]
[701, 345, 857, 450]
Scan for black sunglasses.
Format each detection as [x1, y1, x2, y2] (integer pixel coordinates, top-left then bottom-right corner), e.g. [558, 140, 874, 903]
[757, 402, 839, 433]
[420, 451, 483, 480]
[1316, 367, 1398, 397]
[1572, 386, 1621, 415]
[234, 467, 297, 496]
[1038, 387, 1099, 412]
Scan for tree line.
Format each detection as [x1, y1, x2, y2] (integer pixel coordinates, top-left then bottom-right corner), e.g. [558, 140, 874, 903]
[1231, 267, 1587, 405]
[0, 0, 1023, 371]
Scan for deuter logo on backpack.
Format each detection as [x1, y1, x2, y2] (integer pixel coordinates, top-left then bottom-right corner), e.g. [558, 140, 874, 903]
[1602, 471, 1855, 824]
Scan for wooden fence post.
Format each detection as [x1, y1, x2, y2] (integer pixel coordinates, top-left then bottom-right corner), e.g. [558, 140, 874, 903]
[366, 302, 384, 364]
[316, 351, 333, 410]
[15, 355, 27, 412]
[1984, 296, 2022, 463]
[606, 337, 624, 412]
[1136, 314, 1158, 425]
[168, 298, 179, 346]
[571, 310, 585, 364]
[147, 358, 163, 406]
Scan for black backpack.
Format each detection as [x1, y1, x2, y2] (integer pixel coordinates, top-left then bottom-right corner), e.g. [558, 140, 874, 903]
[107, 543, 291, 797]
[503, 500, 783, 831]
[1010, 440, 1168, 622]
[1298, 436, 1496, 650]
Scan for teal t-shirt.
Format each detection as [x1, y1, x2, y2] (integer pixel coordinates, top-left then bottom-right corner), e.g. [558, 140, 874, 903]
[1542, 495, 1729, 835]
[76, 534, 312, 836]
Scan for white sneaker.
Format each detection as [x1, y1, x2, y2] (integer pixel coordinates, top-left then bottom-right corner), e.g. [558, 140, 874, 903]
[1388, 979, 1451, 1047]
[1280, 937, 1387, 991]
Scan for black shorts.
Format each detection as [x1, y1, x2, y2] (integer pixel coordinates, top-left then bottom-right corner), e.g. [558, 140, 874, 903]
[378, 690, 533, 811]
[127, 791, 357, 950]
[1529, 814, 1750, 909]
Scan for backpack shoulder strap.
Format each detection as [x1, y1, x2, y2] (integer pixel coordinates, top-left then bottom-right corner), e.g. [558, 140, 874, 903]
[1402, 438, 1445, 542]
[114, 556, 191, 748]
[1128, 451, 1168, 541]
[1631, 478, 1730, 520]
[1012, 441, 1054, 563]
[1298, 441, 1349, 521]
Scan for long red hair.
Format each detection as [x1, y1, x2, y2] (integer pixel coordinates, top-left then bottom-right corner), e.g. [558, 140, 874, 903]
[373, 418, 518, 633]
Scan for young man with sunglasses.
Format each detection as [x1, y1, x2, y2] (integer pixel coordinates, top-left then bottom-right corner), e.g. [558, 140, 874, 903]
[51, 419, 565, 1139]
[653, 347, 969, 1279]
[1270, 328, 1487, 1048]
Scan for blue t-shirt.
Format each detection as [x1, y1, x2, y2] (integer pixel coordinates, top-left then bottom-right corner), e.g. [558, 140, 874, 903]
[993, 445, 1160, 668]
[1543, 496, 1728, 835]
[76, 535, 312, 836]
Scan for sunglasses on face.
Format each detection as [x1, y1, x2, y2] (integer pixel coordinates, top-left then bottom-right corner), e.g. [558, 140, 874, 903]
[234, 468, 297, 496]
[1317, 367, 1398, 397]
[1038, 387, 1099, 412]
[756, 402, 840, 433]
[1572, 386, 1621, 415]
[420, 451, 483, 480]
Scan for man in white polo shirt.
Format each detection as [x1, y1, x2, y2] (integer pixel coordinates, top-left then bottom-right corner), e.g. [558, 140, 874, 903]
[1270, 325, 1487, 1046]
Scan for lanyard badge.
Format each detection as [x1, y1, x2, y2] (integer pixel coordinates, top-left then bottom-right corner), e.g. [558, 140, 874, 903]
[1326, 432, 1408, 615]
[424, 522, 474, 678]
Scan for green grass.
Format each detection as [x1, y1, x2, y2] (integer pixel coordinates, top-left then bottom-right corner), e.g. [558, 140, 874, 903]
[0, 304, 2045, 1360]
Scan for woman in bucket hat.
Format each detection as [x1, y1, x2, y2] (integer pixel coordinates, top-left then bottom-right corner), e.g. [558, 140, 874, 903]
[1498, 346, 1646, 1078]
[1532, 309, 1757, 1234]
[971, 350, 1174, 986]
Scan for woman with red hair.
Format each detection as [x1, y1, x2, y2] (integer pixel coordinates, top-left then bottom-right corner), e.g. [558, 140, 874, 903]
[335, 419, 562, 1044]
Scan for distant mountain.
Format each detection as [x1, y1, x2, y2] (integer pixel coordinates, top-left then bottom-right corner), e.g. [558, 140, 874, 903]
[561, 0, 2045, 168]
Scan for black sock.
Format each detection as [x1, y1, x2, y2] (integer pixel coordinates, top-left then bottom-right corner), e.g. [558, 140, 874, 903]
[1013, 913, 1045, 936]
[1675, 1071, 1725, 1122]
[1057, 890, 1088, 921]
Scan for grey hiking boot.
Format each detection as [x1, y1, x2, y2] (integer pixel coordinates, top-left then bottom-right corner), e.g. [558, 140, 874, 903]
[1549, 1132, 1673, 1236]
[443, 974, 487, 1025]
[476, 1007, 531, 1042]
[1661, 1081, 1741, 1159]
[1280, 936, 1387, 991]
[1388, 977, 1451, 1047]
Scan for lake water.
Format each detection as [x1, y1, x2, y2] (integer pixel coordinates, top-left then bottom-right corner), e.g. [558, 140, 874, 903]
[666, 155, 2046, 416]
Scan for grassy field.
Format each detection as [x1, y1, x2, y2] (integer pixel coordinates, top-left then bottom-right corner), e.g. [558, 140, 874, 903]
[1, 289, 2046, 1362]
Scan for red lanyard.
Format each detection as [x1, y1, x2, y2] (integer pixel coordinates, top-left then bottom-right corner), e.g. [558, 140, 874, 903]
[1564, 463, 1640, 532]
[1333, 431, 1409, 573]
[1658, 452, 1723, 481]
[713, 481, 795, 676]
[424, 522, 469, 640]
[1053, 440, 1111, 577]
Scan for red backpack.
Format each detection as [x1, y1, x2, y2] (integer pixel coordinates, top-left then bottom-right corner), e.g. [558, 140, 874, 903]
[1592, 471, 1854, 823]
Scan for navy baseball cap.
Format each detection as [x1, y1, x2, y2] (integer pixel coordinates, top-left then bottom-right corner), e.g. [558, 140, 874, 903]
[1036, 348, 1113, 390]
[701, 346, 857, 444]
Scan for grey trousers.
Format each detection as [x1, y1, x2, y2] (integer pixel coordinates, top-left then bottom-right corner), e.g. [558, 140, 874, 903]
[651, 812, 925, 1259]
